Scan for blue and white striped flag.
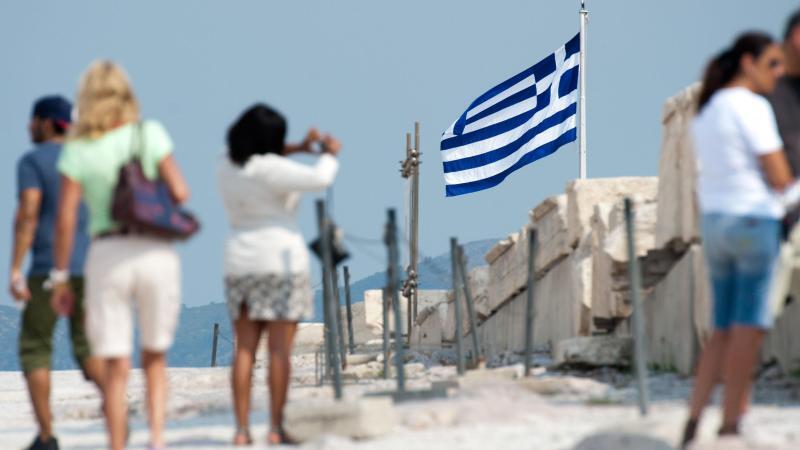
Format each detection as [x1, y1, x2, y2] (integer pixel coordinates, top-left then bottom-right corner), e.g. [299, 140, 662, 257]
[441, 33, 580, 196]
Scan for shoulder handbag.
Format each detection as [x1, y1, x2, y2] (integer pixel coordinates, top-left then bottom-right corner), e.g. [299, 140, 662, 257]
[111, 122, 200, 240]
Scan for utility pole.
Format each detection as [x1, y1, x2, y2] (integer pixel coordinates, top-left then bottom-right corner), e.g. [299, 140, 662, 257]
[401, 122, 421, 344]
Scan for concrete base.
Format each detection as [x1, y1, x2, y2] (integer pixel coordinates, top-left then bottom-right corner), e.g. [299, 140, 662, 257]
[554, 336, 633, 368]
[365, 386, 449, 403]
[283, 397, 396, 442]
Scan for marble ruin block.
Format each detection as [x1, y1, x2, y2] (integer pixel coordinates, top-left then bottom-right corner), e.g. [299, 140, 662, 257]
[645, 244, 712, 375]
[566, 177, 658, 249]
[591, 196, 658, 321]
[529, 194, 571, 272]
[411, 304, 445, 348]
[655, 83, 701, 251]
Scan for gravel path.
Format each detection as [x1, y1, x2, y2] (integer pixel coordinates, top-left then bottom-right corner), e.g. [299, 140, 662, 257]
[1, 352, 799, 450]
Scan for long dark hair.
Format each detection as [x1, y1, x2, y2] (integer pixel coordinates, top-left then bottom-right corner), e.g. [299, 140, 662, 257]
[697, 32, 774, 111]
[227, 103, 287, 166]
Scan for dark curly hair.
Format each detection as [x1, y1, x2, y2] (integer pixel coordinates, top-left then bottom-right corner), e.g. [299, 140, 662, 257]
[227, 103, 287, 166]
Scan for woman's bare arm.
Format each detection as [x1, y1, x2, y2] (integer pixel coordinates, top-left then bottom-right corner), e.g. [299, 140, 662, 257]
[159, 154, 190, 204]
[760, 151, 794, 192]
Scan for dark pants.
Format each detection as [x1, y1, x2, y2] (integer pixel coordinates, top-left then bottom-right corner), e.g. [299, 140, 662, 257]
[18, 276, 91, 376]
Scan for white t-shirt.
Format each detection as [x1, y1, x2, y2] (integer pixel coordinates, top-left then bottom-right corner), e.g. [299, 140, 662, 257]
[693, 87, 784, 218]
[217, 152, 338, 276]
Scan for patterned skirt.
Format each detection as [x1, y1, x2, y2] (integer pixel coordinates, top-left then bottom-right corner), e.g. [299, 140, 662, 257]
[224, 273, 313, 321]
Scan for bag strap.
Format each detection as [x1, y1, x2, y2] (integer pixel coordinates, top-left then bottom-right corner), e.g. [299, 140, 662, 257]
[127, 121, 145, 162]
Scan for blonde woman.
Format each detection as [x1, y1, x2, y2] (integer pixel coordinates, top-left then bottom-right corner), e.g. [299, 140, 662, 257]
[51, 61, 189, 450]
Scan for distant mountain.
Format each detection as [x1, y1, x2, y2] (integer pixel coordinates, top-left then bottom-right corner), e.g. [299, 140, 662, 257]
[0, 238, 496, 370]
[309, 238, 497, 321]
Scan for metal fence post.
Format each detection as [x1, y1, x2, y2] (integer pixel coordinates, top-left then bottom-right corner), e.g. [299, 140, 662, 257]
[450, 238, 465, 375]
[457, 245, 481, 366]
[210, 322, 220, 367]
[344, 266, 356, 354]
[382, 286, 390, 380]
[332, 267, 347, 369]
[387, 209, 406, 393]
[625, 198, 649, 416]
[316, 200, 342, 399]
[524, 228, 538, 377]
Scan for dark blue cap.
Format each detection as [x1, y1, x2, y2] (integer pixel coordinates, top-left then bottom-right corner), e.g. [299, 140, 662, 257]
[31, 95, 72, 127]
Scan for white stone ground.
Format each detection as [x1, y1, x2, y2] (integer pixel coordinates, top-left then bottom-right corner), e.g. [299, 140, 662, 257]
[1, 352, 799, 450]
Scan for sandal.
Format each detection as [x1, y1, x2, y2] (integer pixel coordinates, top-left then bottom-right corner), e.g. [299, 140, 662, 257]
[680, 418, 698, 449]
[233, 426, 253, 446]
[267, 426, 295, 446]
[718, 421, 740, 436]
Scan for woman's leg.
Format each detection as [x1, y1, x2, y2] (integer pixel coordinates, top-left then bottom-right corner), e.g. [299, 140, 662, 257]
[104, 357, 131, 450]
[231, 308, 264, 445]
[265, 321, 298, 432]
[687, 330, 729, 420]
[721, 325, 765, 431]
[142, 350, 168, 448]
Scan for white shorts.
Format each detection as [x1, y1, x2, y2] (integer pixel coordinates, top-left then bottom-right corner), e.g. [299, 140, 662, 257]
[85, 236, 181, 357]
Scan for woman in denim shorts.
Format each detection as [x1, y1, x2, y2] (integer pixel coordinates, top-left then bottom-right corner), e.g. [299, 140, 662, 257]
[682, 32, 790, 447]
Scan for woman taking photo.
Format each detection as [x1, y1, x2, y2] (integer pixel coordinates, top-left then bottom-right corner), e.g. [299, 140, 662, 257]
[217, 104, 340, 445]
[682, 32, 788, 447]
[52, 61, 189, 450]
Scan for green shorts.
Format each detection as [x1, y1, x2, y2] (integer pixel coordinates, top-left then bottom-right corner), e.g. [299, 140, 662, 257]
[18, 276, 91, 375]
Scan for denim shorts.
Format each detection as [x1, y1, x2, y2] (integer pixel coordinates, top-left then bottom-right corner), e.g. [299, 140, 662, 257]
[702, 214, 780, 330]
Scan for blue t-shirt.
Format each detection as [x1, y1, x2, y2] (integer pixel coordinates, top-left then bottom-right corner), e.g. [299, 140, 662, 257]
[16, 142, 90, 276]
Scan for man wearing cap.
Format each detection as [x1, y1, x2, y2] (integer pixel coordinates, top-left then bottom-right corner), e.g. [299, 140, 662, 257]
[9, 96, 104, 450]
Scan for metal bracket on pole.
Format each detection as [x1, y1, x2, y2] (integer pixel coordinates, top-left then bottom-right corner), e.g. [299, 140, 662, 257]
[316, 200, 343, 399]
[625, 198, 649, 416]
[401, 123, 421, 345]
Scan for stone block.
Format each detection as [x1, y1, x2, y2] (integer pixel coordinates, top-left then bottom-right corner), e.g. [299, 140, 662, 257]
[591, 196, 658, 321]
[410, 305, 444, 348]
[361, 289, 448, 337]
[443, 267, 489, 342]
[293, 323, 324, 352]
[283, 397, 396, 442]
[764, 267, 800, 375]
[342, 361, 384, 381]
[487, 227, 529, 309]
[519, 376, 612, 399]
[529, 194, 571, 272]
[655, 83, 702, 251]
[553, 336, 633, 367]
[345, 353, 379, 366]
[484, 232, 519, 265]
[468, 266, 491, 318]
[477, 249, 589, 361]
[566, 177, 658, 249]
[645, 244, 712, 375]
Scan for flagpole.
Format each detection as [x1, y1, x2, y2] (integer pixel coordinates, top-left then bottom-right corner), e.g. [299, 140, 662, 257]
[578, 1, 588, 179]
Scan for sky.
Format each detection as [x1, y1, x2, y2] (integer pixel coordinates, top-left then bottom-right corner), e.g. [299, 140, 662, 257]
[0, 1, 792, 307]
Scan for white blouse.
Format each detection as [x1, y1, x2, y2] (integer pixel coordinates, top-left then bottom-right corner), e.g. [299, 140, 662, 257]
[217, 152, 339, 276]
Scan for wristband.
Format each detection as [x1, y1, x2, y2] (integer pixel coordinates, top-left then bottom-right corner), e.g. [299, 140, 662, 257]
[49, 268, 70, 283]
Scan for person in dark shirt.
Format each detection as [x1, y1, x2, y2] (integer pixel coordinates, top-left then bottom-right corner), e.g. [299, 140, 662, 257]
[771, 10, 800, 174]
[9, 96, 104, 450]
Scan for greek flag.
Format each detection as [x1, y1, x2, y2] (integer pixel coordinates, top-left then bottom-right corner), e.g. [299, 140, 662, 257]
[441, 33, 580, 196]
